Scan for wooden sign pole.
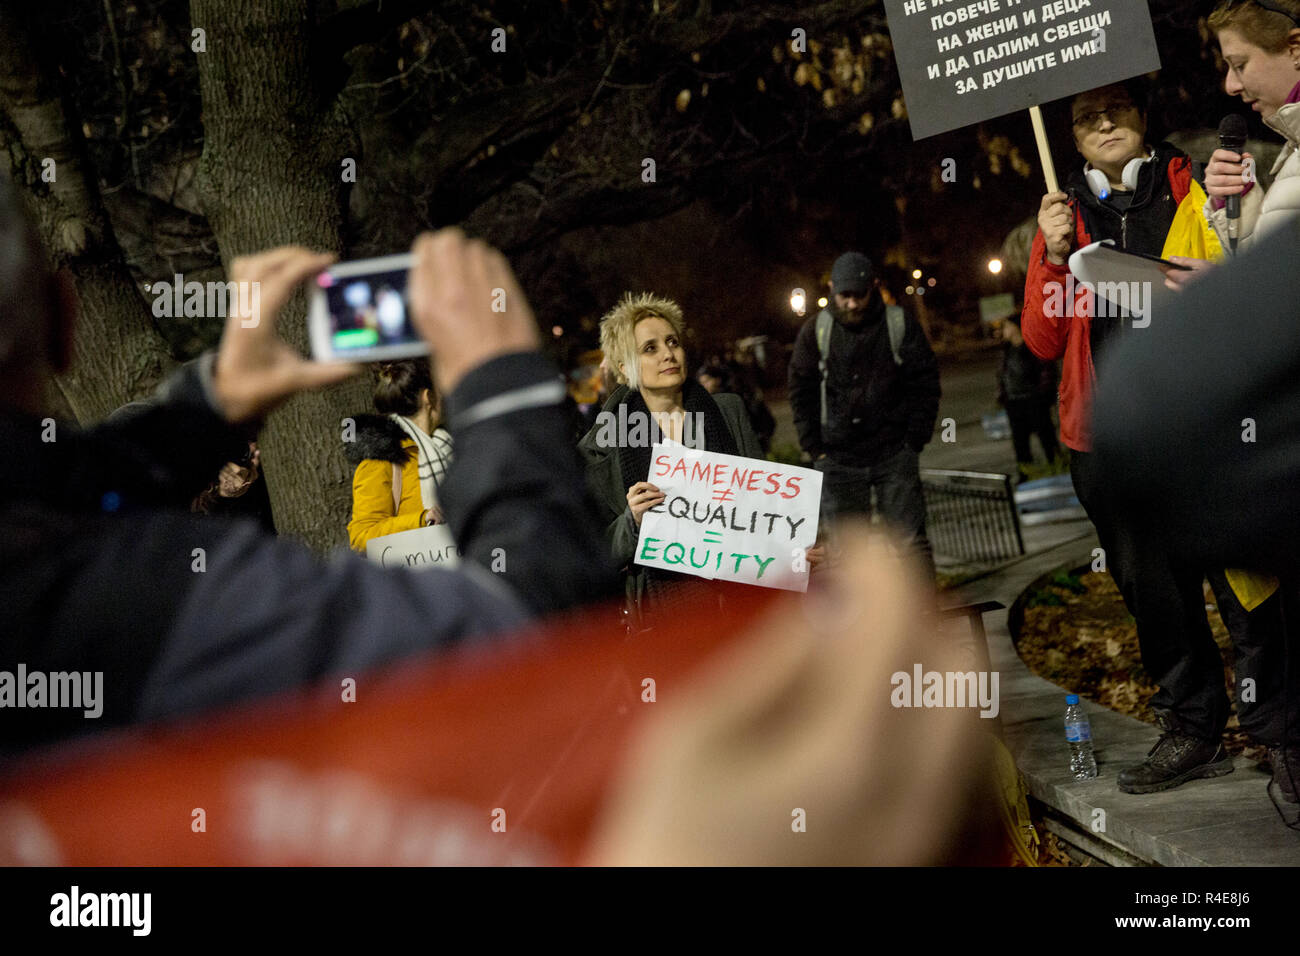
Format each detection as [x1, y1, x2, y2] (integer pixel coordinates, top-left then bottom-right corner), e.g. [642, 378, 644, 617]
[1029, 105, 1060, 194]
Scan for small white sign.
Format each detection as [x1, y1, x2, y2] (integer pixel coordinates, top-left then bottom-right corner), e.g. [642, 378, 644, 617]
[365, 524, 461, 571]
[635, 444, 822, 592]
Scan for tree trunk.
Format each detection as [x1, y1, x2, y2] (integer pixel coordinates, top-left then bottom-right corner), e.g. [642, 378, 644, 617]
[191, 0, 372, 552]
[0, 8, 175, 423]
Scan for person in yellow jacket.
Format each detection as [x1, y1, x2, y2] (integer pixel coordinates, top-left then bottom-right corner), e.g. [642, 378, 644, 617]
[346, 359, 453, 551]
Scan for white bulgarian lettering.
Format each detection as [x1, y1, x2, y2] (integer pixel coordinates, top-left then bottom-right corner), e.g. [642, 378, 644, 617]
[1040, 0, 1090, 23]
[982, 50, 1057, 87]
[1044, 10, 1112, 42]
[973, 32, 1039, 66]
[930, 0, 1001, 30]
[967, 12, 1017, 44]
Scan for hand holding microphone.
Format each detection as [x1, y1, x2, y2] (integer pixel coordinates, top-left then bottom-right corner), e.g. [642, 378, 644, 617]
[1209, 115, 1252, 252]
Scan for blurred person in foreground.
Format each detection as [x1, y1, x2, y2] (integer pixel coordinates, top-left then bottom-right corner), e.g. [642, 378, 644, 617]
[588, 526, 1002, 865]
[1128, 1, 1300, 808]
[787, 252, 940, 580]
[1094, 219, 1300, 809]
[346, 358, 453, 552]
[1021, 81, 1278, 796]
[0, 167, 614, 754]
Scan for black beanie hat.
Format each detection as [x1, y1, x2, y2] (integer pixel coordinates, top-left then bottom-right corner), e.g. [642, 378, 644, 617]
[830, 252, 873, 296]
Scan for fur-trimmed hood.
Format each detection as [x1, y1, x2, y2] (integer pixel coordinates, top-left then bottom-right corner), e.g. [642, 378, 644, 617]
[343, 414, 412, 466]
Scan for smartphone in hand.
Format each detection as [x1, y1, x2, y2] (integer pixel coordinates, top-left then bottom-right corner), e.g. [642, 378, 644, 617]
[308, 253, 428, 362]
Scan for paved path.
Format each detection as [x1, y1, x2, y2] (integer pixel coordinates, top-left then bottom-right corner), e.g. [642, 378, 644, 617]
[946, 535, 1300, 865]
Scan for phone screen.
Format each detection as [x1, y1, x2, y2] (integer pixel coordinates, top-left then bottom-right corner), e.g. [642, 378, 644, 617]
[315, 267, 419, 354]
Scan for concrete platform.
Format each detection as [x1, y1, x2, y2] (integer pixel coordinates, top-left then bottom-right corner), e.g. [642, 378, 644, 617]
[945, 533, 1300, 866]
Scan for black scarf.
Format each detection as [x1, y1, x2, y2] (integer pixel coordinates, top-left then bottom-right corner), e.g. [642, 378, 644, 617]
[615, 378, 737, 493]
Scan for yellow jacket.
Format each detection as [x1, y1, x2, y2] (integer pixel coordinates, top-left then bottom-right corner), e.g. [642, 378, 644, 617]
[348, 445, 425, 552]
[344, 414, 434, 552]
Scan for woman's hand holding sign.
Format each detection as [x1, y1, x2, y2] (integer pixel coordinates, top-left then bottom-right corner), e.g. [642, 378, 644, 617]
[627, 482, 666, 527]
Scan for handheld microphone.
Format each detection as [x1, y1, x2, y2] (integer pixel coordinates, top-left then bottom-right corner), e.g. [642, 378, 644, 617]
[1218, 114, 1248, 252]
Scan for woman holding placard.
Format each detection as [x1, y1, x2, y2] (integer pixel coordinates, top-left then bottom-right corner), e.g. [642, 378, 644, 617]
[346, 358, 453, 551]
[578, 293, 764, 621]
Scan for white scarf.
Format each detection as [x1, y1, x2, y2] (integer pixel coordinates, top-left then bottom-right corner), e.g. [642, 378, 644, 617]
[390, 414, 453, 512]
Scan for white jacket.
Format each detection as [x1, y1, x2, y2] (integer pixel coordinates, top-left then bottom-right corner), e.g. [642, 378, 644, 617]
[1204, 100, 1300, 251]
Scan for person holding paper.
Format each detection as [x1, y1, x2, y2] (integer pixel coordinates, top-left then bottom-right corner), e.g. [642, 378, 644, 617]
[578, 293, 765, 619]
[1020, 81, 1277, 796]
[346, 359, 453, 551]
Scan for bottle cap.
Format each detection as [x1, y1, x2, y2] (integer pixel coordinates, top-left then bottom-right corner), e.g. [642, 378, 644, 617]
[1065, 694, 1079, 705]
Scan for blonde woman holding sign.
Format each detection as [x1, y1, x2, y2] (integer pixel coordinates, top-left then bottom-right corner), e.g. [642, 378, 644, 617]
[578, 293, 769, 620]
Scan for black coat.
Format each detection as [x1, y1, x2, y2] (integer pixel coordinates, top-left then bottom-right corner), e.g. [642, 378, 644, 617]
[0, 353, 616, 756]
[788, 299, 941, 465]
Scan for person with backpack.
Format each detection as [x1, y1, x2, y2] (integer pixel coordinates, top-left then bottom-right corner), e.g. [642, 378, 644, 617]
[787, 252, 941, 578]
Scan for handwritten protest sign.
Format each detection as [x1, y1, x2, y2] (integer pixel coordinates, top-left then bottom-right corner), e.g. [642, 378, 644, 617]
[365, 524, 461, 571]
[883, 0, 1160, 141]
[635, 444, 822, 592]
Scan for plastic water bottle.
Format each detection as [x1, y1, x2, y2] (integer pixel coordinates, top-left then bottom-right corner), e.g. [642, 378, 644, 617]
[1065, 694, 1098, 779]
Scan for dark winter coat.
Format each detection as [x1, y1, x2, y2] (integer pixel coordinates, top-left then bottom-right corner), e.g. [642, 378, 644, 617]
[998, 342, 1058, 404]
[577, 382, 762, 615]
[787, 297, 941, 465]
[0, 352, 616, 757]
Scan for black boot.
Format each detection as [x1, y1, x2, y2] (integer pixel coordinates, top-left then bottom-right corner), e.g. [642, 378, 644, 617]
[1117, 714, 1234, 795]
[1268, 746, 1300, 804]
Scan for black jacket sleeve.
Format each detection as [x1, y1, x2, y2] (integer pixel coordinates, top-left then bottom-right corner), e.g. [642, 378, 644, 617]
[787, 319, 824, 458]
[135, 352, 619, 725]
[899, 313, 941, 452]
[85, 354, 251, 511]
[439, 352, 620, 614]
[1091, 218, 1300, 573]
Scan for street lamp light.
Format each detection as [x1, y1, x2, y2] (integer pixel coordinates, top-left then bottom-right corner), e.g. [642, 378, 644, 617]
[817, 296, 828, 309]
[790, 288, 806, 317]
[912, 269, 923, 280]
[988, 258, 1004, 275]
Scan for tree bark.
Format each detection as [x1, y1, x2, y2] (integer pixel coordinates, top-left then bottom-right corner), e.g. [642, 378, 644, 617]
[0, 7, 175, 423]
[190, 0, 374, 553]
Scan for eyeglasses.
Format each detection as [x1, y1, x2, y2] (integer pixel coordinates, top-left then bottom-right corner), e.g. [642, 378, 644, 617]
[1072, 104, 1138, 130]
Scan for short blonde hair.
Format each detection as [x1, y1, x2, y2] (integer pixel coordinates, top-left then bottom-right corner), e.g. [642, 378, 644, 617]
[598, 292, 687, 389]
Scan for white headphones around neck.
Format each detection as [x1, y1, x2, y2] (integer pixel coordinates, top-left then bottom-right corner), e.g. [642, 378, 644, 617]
[1084, 151, 1154, 200]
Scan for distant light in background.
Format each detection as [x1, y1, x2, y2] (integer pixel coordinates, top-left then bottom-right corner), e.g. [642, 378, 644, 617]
[916, 287, 925, 296]
[790, 288, 807, 317]
[817, 296, 828, 309]
[905, 285, 915, 295]
[551, 325, 563, 337]
[987, 258, 1003, 275]
[911, 269, 923, 280]
[927, 277, 937, 287]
